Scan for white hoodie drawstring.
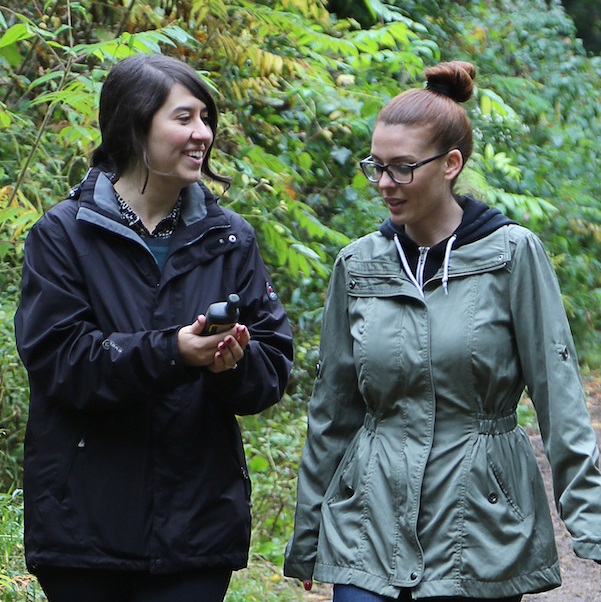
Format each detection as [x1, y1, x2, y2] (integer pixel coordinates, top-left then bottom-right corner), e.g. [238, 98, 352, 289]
[393, 234, 425, 300]
[442, 234, 457, 295]
[393, 233, 457, 298]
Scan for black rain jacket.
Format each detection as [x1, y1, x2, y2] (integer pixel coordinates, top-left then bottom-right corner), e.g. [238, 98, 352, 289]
[14, 168, 293, 575]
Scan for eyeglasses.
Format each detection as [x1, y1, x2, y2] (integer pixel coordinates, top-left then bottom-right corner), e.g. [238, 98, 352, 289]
[359, 150, 451, 185]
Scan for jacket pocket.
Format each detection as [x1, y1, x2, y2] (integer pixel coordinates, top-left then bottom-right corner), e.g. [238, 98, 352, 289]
[324, 425, 372, 506]
[461, 431, 550, 580]
[346, 259, 407, 298]
[240, 463, 252, 502]
[317, 426, 377, 569]
[488, 457, 526, 520]
[56, 432, 87, 503]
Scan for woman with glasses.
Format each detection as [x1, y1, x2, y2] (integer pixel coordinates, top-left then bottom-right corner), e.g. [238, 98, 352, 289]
[14, 54, 293, 602]
[284, 60, 601, 601]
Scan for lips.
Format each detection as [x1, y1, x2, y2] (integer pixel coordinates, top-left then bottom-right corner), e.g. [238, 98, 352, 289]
[183, 146, 205, 160]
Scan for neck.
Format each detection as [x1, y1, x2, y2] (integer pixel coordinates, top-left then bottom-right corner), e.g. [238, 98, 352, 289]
[406, 197, 463, 247]
[114, 171, 181, 231]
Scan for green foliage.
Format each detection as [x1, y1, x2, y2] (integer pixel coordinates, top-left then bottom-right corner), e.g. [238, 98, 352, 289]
[240, 407, 306, 562]
[0, 291, 27, 492]
[226, 559, 307, 601]
[1, 0, 600, 598]
[0, 490, 42, 602]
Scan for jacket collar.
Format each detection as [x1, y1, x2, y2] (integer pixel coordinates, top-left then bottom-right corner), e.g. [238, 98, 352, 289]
[71, 168, 229, 237]
[377, 194, 515, 296]
[379, 194, 515, 249]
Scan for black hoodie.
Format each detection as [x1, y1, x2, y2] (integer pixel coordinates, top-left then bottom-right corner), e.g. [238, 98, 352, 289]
[379, 194, 515, 283]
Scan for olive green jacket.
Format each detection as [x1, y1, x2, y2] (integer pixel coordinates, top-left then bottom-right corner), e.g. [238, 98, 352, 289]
[284, 224, 601, 598]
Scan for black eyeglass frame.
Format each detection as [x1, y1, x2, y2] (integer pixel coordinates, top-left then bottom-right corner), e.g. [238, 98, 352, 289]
[359, 149, 452, 185]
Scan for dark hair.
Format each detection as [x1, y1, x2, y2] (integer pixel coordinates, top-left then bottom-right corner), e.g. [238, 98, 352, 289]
[91, 54, 231, 189]
[376, 61, 476, 173]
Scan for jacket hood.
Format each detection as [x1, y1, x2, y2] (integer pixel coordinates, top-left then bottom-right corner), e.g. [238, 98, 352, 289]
[379, 194, 515, 248]
[379, 195, 515, 296]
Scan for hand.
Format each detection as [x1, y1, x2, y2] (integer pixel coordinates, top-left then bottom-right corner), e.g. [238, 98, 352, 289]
[302, 579, 313, 591]
[208, 324, 250, 373]
[177, 316, 250, 371]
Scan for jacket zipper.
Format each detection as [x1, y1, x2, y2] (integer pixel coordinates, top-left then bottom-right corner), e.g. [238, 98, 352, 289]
[415, 247, 430, 289]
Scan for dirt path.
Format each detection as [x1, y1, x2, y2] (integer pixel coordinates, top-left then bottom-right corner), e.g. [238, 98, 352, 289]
[522, 373, 601, 601]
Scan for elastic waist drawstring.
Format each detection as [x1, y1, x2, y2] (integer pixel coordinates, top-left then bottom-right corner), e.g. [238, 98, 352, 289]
[442, 234, 457, 295]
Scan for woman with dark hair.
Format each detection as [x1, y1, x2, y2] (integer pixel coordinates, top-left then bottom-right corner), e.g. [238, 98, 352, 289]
[284, 60, 601, 601]
[15, 53, 293, 602]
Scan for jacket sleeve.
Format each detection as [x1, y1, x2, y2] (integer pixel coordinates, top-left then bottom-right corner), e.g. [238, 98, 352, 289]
[203, 233, 293, 416]
[284, 251, 367, 580]
[14, 208, 200, 412]
[508, 227, 601, 561]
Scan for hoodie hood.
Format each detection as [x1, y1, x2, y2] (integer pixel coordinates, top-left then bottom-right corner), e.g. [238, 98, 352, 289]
[379, 194, 516, 295]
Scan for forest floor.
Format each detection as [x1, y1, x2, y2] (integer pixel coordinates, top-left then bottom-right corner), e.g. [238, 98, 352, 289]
[299, 373, 601, 602]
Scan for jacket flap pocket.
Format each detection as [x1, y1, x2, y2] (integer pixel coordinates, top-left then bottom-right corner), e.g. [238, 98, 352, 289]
[347, 259, 406, 297]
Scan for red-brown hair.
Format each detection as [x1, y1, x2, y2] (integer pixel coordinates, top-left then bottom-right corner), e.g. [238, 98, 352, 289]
[376, 61, 476, 169]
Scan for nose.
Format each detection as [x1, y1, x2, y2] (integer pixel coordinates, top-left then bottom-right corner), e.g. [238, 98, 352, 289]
[191, 119, 213, 142]
[377, 170, 397, 190]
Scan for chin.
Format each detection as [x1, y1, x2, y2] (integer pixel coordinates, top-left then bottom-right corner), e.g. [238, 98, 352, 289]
[173, 173, 200, 187]
[389, 216, 407, 227]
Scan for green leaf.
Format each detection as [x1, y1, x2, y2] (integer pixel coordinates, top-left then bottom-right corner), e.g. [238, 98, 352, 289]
[0, 108, 11, 128]
[0, 24, 33, 50]
[248, 455, 270, 472]
[477, 87, 519, 121]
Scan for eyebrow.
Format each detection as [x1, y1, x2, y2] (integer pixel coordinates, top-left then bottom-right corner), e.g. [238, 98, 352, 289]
[371, 154, 416, 164]
[170, 105, 209, 115]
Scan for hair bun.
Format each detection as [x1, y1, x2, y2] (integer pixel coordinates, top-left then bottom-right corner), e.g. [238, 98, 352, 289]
[425, 60, 476, 103]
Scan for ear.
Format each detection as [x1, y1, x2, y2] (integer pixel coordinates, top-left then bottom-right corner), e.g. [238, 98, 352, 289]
[444, 149, 464, 181]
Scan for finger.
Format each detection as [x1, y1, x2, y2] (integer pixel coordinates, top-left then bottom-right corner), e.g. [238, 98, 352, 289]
[219, 336, 245, 361]
[214, 345, 240, 371]
[217, 339, 236, 360]
[235, 325, 251, 348]
[192, 314, 206, 335]
[207, 351, 227, 374]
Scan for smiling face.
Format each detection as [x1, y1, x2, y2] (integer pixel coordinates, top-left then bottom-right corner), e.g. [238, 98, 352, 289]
[370, 122, 463, 245]
[144, 83, 215, 195]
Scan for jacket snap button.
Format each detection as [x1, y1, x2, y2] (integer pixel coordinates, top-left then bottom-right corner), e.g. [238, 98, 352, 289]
[410, 571, 418, 580]
[343, 486, 354, 498]
[349, 280, 356, 289]
[488, 492, 499, 504]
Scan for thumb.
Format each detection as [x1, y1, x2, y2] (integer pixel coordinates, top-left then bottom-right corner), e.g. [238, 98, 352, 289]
[190, 314, 206, 335]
